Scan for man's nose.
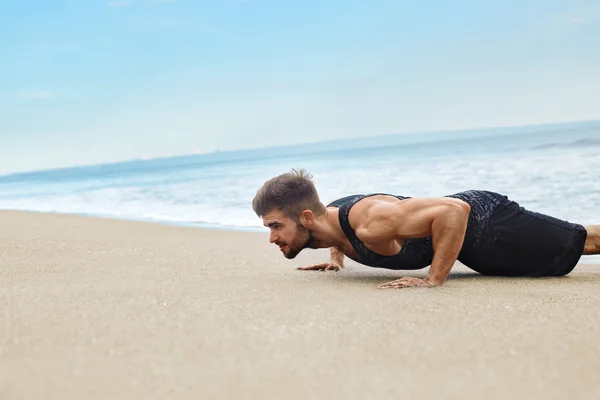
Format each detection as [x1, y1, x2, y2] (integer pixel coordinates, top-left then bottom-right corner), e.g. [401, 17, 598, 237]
[269, 231, 278, 243]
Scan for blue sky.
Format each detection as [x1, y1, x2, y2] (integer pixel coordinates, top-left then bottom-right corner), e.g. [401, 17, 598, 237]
[1, 0, 599, 174]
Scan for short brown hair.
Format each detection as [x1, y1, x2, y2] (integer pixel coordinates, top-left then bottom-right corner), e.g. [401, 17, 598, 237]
[252, 168, 326, 220]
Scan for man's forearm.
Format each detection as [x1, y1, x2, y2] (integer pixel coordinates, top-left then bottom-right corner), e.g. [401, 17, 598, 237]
[331, 247, 344, 267]
[427, 205, 469, 285]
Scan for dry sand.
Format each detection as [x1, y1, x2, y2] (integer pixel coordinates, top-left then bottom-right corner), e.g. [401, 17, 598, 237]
[1, 210, 600, 399]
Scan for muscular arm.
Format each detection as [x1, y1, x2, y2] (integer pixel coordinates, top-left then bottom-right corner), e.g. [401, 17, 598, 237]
[355, 197, 470, 286]
[426, 203, 470, 285]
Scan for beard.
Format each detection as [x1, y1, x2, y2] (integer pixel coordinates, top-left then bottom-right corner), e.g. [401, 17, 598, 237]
[282, 223, 316, 259]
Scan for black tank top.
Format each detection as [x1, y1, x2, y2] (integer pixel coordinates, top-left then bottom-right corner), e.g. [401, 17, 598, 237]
[327, 190, 505, 270]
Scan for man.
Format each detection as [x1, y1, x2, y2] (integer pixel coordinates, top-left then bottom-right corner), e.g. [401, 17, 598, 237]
[252, 169, 600, 289]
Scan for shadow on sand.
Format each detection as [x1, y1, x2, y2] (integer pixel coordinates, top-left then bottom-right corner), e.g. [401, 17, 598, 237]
[304, 265, 600, 287]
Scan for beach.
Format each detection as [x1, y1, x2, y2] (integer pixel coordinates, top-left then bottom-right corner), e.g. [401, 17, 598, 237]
[2, 210, 600, 399]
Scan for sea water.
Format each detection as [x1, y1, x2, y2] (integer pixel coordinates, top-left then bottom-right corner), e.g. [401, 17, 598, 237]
[1, 122, 599, 250]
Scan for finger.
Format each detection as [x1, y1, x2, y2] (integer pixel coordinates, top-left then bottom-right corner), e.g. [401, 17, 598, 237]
[378, 279, 404, 286]
[298, 264, 320, 269]
[378, 278, 415, 288]
[377, 282, 409, 289]
[377, 284, 406, 289]
[297, 264, 326, 270]
[399, 277, 421, 285]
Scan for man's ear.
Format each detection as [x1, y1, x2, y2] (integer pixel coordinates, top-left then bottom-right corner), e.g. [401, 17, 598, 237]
[299, 210, 314, 226]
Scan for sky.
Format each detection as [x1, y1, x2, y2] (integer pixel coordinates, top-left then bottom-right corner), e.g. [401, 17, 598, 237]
[1, 0, 600, 174]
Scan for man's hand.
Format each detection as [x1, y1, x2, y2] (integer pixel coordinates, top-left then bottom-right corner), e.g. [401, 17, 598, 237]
[298, 247, 345, 271]
[297, 262, 342, 271]
[377, 276, 437, 289]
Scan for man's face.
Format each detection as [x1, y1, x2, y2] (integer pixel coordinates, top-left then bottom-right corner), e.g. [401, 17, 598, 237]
[262, 209, 315, 259]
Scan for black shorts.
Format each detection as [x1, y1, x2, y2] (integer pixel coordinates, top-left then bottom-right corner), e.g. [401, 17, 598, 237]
[457, 194, 588, 277]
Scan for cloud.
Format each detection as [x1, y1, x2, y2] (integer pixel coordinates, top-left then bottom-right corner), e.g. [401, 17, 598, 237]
[566, 4, 600, 24]
[16, 90, 53, 99]
[107, 0, 132, 7]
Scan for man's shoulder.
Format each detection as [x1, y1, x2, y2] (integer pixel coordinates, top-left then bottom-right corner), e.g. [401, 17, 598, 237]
[347, 195, 407, 228]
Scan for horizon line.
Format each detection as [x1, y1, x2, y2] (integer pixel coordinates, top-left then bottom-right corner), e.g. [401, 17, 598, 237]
[2, 118, 599, 178]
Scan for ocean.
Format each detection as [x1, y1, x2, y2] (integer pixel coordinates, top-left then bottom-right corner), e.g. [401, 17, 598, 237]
[1, 121, 599, 252]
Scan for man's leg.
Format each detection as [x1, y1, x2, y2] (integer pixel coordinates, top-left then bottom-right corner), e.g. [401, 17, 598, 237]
[583, 225, 600, 254]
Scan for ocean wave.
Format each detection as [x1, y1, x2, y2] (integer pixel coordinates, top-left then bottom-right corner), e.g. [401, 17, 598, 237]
[530, 137, 600, 150]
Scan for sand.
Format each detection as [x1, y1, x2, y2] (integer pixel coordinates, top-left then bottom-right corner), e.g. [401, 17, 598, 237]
[1, 210, 600, 399]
